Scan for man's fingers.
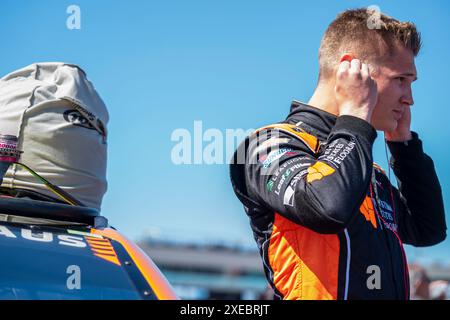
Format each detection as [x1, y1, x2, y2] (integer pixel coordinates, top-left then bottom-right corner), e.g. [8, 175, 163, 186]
[361, 63, 369, 77]
[337, 60, 350, 77]
[338, 60, 350, 71]
[350, 59, 361, 72]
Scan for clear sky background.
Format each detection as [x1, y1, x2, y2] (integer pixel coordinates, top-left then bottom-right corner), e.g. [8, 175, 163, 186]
[1, 0, 449, 265]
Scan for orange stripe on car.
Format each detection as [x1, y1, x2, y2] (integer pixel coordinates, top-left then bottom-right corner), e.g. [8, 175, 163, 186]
[91, 228, 178, 300]
[86, 237, 121, 266]
[87, 243, 112, 249]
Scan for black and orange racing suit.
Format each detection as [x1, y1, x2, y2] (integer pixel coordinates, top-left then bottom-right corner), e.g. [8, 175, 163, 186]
[230, 101, 446, 300]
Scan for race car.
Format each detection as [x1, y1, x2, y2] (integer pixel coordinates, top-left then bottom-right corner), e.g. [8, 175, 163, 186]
[0, 196, 178, 300]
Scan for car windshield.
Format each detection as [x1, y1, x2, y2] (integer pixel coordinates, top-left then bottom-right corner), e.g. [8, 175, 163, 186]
[0, 222, 155, 300]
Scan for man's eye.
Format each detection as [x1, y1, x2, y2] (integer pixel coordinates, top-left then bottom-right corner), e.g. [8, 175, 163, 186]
[396, 77, 405, 83]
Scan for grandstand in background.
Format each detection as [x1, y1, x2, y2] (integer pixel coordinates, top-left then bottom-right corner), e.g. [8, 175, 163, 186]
[138, 239, 269, 299]
[139, 239, 450, 300]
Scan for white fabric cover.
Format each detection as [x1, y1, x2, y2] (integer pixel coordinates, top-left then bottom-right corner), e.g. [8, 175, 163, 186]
[0, 62, 108, 210]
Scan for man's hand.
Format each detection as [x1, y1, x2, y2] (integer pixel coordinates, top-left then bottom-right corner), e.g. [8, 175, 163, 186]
[385, 106, 413, 142]
[335, 57, 378, 122]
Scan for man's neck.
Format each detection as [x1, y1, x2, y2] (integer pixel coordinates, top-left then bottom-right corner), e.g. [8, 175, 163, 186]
[307, 80, 339, 116]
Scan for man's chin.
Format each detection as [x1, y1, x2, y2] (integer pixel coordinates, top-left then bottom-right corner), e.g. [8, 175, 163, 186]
[373, 120, 397, 132]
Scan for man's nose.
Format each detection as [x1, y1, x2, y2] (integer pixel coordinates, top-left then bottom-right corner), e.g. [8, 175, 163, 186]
[401, 86, 414, 106]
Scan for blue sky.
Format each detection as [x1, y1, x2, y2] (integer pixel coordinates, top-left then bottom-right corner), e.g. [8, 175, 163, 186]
[1, 0, 449, 264]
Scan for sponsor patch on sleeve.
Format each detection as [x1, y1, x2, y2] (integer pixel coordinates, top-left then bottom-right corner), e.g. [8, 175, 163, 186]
[306, 161, 336, 183]
[260, 148, 297, 168]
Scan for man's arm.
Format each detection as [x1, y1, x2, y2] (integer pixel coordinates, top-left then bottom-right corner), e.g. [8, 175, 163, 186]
[245, 58, 379, 234]
[388, 132, 447, 246]
[245, 116, 376, 234]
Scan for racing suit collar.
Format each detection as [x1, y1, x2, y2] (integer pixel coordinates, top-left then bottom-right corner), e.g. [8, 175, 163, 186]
[287, 100, 337, 140]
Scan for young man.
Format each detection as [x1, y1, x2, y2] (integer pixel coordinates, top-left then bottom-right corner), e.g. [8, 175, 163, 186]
[230, 8, 446, 299]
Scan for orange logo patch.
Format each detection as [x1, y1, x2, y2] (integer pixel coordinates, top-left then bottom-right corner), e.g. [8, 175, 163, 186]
[306, 161, 335, 183]
[359, 196, 378, 229]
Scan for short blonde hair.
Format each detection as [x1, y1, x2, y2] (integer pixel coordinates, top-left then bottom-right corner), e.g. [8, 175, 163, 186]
[319, 8, 421, 80]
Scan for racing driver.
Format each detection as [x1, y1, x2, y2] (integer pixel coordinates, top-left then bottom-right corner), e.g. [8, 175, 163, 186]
[230, 8, 446, 299]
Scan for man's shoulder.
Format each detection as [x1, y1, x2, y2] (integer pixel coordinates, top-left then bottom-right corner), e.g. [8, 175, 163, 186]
[250, 122, 320, 155]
